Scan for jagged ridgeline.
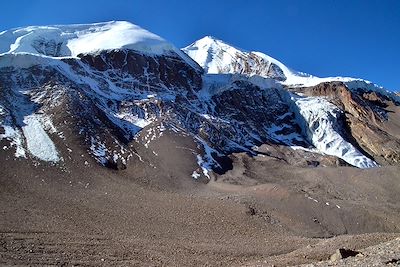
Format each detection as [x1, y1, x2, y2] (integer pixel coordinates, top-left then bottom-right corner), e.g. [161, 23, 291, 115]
[1, 21, 399, 178]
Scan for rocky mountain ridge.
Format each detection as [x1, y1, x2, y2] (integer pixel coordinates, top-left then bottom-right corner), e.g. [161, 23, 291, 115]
[0, 21, 399, 178]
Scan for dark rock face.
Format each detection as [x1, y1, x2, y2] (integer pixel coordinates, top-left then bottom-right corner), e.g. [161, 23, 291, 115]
[158, 77, 311, 172]
[207, 81, 307, 149]
[79, 50, 203, 93]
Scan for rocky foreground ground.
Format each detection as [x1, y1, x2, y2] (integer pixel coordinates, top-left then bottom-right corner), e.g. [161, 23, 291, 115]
[1, 135, 399, 266]
[300, 237, 400, 267]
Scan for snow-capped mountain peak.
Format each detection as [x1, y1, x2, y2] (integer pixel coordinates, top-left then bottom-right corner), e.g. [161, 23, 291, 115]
[183, 35, 308, 82]
[183, 36, 400, 103]
[0, 20, 202, 71]
[0, 21, 176, 57]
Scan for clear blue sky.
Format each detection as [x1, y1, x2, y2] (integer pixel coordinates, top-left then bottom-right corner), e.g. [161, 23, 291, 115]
[1, 0, 399, 91]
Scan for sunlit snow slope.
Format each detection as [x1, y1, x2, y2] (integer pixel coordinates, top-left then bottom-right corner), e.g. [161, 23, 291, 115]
[182, 36, 310, 82]
[0, 21, 176, 57]
[183, 36, 399, 102]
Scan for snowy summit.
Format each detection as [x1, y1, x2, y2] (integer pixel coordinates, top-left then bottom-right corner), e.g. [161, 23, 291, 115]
[183, 35, 400, 102]
[0, 21, 176, 57]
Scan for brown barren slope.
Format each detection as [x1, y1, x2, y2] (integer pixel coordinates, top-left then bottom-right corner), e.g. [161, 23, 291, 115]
[1, 129, 400, 266]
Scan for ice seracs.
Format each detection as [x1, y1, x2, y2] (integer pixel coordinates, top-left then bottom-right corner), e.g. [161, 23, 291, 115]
[292, 95, 378, 168]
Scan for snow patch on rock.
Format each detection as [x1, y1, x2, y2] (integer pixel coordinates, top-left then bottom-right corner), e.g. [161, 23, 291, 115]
[22, 114, 59, 162]
[0, 125, 26, 158]
[89, 136, 109, 165]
